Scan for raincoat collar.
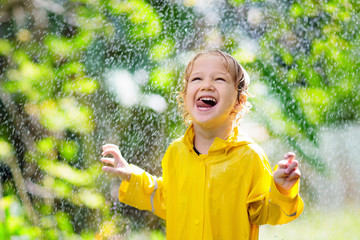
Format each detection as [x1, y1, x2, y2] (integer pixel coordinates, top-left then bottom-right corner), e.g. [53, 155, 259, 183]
[183, 124, 254, 155]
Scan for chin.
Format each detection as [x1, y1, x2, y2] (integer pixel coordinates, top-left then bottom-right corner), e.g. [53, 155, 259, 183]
[193, 119, 220, 128]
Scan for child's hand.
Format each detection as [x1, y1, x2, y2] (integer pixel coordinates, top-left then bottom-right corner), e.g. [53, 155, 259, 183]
[101, 144, 132, 181]
[273, 152, 301, 195]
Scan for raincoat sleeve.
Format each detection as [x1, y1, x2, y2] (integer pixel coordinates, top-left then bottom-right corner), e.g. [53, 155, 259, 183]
[118, 146, 171, 220]
[247, 149, 304, 226]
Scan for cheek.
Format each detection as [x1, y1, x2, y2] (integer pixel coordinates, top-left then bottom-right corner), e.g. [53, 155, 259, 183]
[227, 92, 240, 110]
[184, 93, 191, 109]
[184, 86, 194, 101]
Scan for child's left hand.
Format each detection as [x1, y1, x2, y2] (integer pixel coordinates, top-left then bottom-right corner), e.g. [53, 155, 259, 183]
[273, 152, 301, 195]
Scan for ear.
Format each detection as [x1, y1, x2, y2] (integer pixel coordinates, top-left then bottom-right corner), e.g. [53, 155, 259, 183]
[233, 94, 247, 113]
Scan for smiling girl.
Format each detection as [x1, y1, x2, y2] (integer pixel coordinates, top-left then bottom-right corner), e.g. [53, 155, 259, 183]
[101, 50, 303, 240]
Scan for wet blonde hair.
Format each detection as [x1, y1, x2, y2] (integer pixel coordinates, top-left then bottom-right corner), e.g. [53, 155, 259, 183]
[177, 49, 251, 125]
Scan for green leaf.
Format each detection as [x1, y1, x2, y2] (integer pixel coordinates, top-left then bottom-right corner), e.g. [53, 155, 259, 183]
[36, 137, 56, 154]
[149, 65, 175, 91]
[233, 47, 256, 64]
[295, 88, 330, 124]
[150, 38, 175, 61]
[227, 0, 246, 7]
[0, 139, 13, 159]
[108, 0, 162, 38]
[0, 39, 12, 56]
[38, 98, 95, 133]
[38, 159, 93, 186]
[39, 100, 67, 132]
[45, 35, 74, 58]
[57, 62, 86, 79]
[58, 140, 79, 163]
[77, 188, 105, 209]
[55, 212, 74, 233]
[63, 77, 99, 95]
[42, 176, 72, 198]
[290, 3, 303, 17]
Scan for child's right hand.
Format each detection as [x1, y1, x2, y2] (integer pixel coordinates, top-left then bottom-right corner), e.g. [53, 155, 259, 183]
[101, 144, 132, 181]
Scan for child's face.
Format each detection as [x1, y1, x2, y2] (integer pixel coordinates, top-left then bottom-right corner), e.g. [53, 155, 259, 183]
[185, 55, 242, 129]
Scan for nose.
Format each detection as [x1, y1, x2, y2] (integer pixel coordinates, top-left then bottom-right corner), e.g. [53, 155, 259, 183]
[200, 78, 215, 91]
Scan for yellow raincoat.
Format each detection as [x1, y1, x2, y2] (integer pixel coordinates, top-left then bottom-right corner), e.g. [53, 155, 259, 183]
[119, 125, 303, 239]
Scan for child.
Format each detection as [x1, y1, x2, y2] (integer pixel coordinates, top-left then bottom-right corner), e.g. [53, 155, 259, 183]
[101, 50, 303, 240]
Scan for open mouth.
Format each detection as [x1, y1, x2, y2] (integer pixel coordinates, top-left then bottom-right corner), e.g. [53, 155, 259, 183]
[196, 97, 217, 108]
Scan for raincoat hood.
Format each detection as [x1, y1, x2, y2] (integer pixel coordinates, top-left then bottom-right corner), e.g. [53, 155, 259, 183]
[183, 124, 254, 155]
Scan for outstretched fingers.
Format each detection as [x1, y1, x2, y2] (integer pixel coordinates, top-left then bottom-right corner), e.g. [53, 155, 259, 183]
[100, 144, 132, 180]
[102, 143, 119, 150]
[102, 148, 122, 158]
[101, 145, 125, 167]
[101, 157, 115, 166]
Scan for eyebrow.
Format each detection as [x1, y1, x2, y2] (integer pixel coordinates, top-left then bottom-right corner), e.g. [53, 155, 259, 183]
[190, 71, 229, 76]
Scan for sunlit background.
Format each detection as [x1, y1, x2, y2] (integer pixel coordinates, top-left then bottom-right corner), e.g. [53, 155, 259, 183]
[0, 0, 359, 239]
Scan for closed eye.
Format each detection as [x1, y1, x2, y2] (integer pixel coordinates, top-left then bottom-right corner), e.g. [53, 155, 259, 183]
[215, 78, 226, 82]
[190, 77, 201, 82]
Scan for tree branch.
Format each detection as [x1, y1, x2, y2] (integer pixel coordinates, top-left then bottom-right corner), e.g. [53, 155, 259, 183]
[0, 90, 40, 225]
[0, 90, 36, 152]
[4, 156, 40, 225]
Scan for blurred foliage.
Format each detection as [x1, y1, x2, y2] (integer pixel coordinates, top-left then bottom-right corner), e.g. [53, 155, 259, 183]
[0, 0, 359, 238]
[261, 205, 360, 239]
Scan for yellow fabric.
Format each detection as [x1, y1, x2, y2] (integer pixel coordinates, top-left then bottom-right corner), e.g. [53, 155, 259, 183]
[119, 125, 304, 240]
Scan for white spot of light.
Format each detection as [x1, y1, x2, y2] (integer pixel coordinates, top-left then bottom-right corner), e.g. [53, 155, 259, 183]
[141, 94, 167, 113]
[105, 69, 140, 107]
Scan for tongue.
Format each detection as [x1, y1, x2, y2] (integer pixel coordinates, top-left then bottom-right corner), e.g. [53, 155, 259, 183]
[196, 100, 213, 108]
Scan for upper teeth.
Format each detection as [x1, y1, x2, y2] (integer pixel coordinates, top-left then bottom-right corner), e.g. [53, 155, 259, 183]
[199, 97, 217, 103]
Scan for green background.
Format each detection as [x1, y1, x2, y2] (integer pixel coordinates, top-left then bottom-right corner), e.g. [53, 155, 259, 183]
[0, 0, 359, 239]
